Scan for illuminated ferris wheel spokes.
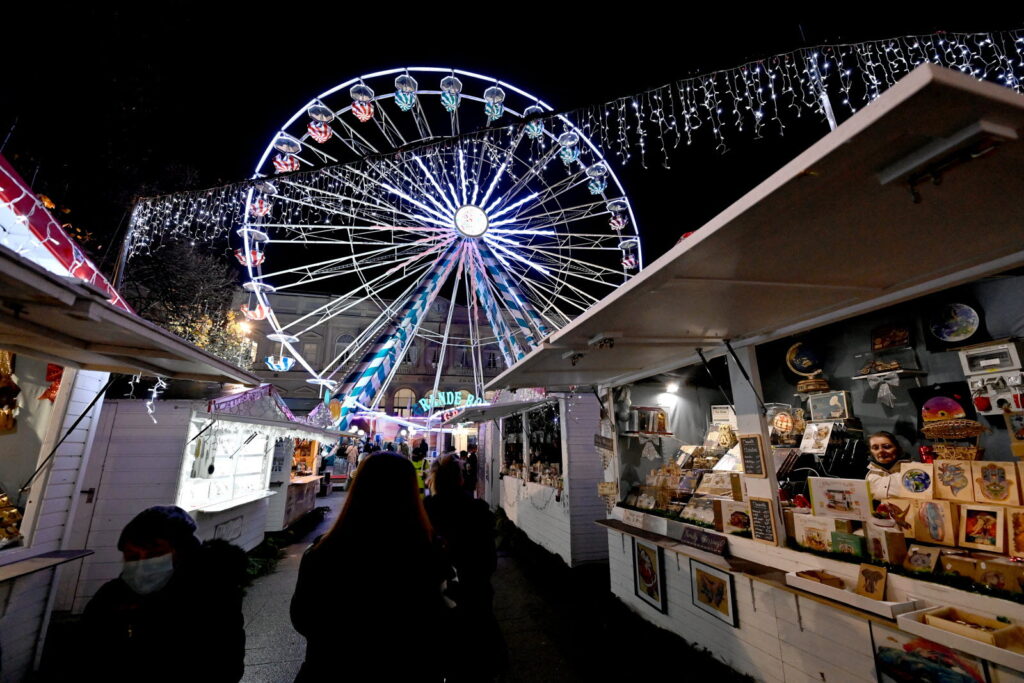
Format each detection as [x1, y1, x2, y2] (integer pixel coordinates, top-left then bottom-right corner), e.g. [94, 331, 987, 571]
[240, 68, 643, 426]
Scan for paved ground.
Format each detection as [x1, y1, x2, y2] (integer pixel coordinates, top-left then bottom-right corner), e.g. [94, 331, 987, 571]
[241, 489, 749, 683]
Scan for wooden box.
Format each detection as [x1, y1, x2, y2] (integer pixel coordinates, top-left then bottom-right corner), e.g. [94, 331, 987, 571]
[923, 607, 1016, 647]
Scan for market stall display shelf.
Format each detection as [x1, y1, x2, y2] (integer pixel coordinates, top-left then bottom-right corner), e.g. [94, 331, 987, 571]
[897, 605, 1024, 672]
[784, 571, 922, 619]
[850, 370, 927, 381]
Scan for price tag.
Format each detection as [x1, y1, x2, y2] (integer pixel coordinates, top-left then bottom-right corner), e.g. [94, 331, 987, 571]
[622, 509, 645, 528]
[749, 497, 779, 545]
[739, 434, 766, 478]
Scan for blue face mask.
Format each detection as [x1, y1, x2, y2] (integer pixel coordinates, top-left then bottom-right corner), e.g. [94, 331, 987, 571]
[121, 553, 174, 595]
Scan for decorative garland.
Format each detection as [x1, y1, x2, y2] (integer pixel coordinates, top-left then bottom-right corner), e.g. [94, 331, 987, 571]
[125, 29, 1024, 258]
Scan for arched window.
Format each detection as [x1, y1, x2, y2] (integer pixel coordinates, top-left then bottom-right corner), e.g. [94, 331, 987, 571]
[334, 333, 356, 363]
[393, 388, 417, 417]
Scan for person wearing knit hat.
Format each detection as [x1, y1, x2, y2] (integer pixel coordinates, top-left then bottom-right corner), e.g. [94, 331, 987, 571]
[81, 505, 246, 682]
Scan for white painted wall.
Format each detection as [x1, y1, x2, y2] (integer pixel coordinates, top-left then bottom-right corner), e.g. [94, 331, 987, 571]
[0, 369, 108, 682]
[58, 400, 270, 615]
[501, 477, 572, 565]
[564, 394, 608, 564]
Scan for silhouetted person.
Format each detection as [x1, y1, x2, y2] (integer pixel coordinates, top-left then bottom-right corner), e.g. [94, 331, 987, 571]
[425, 455, 505, 681]
[82, 506, 246, 682]
[291, 453, 450, 681]
[463, 448, 479, 496]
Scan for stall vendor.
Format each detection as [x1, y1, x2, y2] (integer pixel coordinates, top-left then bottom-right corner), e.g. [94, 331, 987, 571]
[865, 431, 911, 499]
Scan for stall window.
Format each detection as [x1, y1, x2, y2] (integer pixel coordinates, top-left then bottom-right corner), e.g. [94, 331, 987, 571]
[0, 352, 69, 551]
[393, 388, 416, 417]
[178, 418, 272, 511]
[527, 403, 562, 484]
[501, 412, 524, 477]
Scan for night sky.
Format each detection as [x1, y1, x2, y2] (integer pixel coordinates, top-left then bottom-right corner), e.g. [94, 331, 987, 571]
[3, 9, 1014, 273]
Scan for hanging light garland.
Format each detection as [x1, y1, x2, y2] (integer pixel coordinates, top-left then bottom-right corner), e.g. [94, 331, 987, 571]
[124, 30, 1024, 258]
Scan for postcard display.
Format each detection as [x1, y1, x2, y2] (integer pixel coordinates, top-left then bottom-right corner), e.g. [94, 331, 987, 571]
[605, 302, 1024, 677]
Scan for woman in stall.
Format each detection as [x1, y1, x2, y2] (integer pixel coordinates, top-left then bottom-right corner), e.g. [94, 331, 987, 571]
[865, 431, 912, 500]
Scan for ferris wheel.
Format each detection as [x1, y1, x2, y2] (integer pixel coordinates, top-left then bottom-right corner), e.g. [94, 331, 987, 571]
[235, 67, 642, 428]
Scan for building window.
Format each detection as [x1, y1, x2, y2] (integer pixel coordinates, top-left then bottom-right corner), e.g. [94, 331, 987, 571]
[487, 352, 499, 369]
[393, 388, 416, 417]
[301, 342, 320, 364]
[334, 334, 356, 362]
[402, 340, 417, 365]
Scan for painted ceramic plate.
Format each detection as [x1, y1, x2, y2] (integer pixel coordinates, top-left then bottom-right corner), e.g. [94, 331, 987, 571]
[929, 303, 980, 342]
[921, 396, 967, 422]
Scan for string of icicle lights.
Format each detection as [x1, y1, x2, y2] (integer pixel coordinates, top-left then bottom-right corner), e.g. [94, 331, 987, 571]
[126, 29, 1024, 257]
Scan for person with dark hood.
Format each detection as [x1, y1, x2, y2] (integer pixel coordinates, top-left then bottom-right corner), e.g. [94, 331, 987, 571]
[463, 447, 479, 496]
[291, 452, 451, 682]
[865, 431, 912, 500]
[82, 505, 247, 683]
[424, 454, 505, 681]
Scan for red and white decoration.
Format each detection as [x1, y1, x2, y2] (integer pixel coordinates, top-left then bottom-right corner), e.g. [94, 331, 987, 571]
[249, 198, 271, 217]
[240, 302, 270, 321]
[352, 101, 374, 123]
[234, 248, 266, 267]
[272, 154, 301, 174]
[307, 120, 333, 143]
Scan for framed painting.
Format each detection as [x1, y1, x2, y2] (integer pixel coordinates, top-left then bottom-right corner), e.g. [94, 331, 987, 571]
[689, 559, 737, 628]
[808, 476, 871, 521]
[958, 503, 1006, 553]
[808, 390, 853, 422]
[632, 538, 667, 613]
[895, 462, 935, 500]
[914, 500, 959, 547]
[933, 460, 975, 502]
[1006, 506, 1024, 560]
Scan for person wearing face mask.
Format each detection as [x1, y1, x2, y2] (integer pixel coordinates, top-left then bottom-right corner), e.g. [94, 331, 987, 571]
[81, 506, 246, 682]
[865, 431, 912, 500]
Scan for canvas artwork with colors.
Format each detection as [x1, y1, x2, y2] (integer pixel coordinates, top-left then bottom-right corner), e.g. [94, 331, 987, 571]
[903, 544, 941, 573]
[910, 382, 976, 431]
[959, 504, 1005, 553]
[1007, 506, 1024, 560]
[632, 538, 667, 613]
[792, 513, 832, 552]
[971, 461, 1021, 506]
[933, 460, 975, 502]
[878, 498, 917, 538]
[913, 500, 959, 547]
[871, 621, 986, 683]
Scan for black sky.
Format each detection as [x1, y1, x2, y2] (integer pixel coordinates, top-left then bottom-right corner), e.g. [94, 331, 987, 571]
[3, 8, 1016, 271]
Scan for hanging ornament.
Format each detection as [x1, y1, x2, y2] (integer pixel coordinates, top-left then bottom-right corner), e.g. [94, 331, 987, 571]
[272, 134, 301, 155]
[523, 105, 545, 139]
[350, 83, 375, 122]
[587, 177, 608, 195]
[328, 398, 342, 422]
[265, 355, 296, 372]
[240, 302, 269, 321]
[234, 248, 265, 267]
[307, 120, 333, 143]
[255, 180, 277, 195]
[352, 101, 375, 123]
[609, 214, 628, 231]
[272, 154, 300, 174]
[483, 85, 505, 122]
[249, 198, 271, 217]
[394, 74, 418, 112]
[0, 351, 20, 433]
[440, 74, 462, 112]
[307, 102, 335, 123]
[558, 131, 580, 165]
[621, 252, 638, 270]
[36, 364, 64, 403]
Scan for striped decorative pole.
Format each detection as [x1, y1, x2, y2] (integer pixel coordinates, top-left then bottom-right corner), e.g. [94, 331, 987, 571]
[337, 244, 462, 430]
[475, 241, 551, 343]
[468, 255, 524, 367]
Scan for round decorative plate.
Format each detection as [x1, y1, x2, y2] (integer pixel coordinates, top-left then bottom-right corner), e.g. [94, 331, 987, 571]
[929, 303, 980, 342]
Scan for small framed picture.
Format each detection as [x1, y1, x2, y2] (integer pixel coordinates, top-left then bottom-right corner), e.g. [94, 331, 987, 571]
[903, 544, 941, 573]
[971, 461, 1021, 506]
[690, 559, 737, 628]
[632, 538, 667, 613]
[1007, 506, 1024, 560]
[933, 460, 975, 502]
[855, 563, 888, 600]
[959, 503, 1006, 553]
[808, 390, 852, 422]
[895, 462, 935, 500]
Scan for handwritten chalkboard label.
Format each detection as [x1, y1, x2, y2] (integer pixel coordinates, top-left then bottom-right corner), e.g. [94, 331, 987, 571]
[594, 434, 615, 451]
[749, 497, 779, 545]
[680, 526, 729, 556]
[739, 434, 766, 478]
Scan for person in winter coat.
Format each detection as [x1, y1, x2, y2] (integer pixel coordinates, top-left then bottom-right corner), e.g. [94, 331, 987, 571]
[424, 454, 505, 681]
[291, 452, 451, 682]
[865, 431, 912, 500]
[81, 505, 247, 683]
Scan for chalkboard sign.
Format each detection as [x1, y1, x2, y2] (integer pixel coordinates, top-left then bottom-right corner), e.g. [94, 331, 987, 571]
[739, 434, 767, 478]
[594, 434, 615, 451]
[680, 526, 729, 556]
[748, 497, 779, 545]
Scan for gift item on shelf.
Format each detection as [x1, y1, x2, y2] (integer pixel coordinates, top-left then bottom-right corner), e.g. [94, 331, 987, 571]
[808, 391, 853, 422]
[855, 563, 887, 600]
[914, 500, 959, 546]
[831, 531, 867, 557]
[903, 544, 942, 573]
[693, 471, 744, 500]
[971, 461, 1021, 505]
[959, 503, 1006, 553]
[871, 325, 912, 352]
[680, 496, 718, 527]
[958, 341, 1024, 416]
[719, 500, 752, 534]
[625, 406, 670, 435]
[677, 445, 722, 470]
[877, 499, 917, 538]
[941, 553, 979, 580]
[786, 342, 831, 393]
[865, 521, 908, 565]
[792, 513, 834, 552]
[795, 569, 845, 589]
[808, 477, 872, 521]
[922, 608, 1018, 647]
[934, 460, 976, 502]
[0, 493, 23, 549]
[1007, 506, 1024, 560]
[895, 462, 936, 500]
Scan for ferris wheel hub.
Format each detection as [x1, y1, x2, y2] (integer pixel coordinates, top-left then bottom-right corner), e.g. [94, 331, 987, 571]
[453, 205, 489, 238]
